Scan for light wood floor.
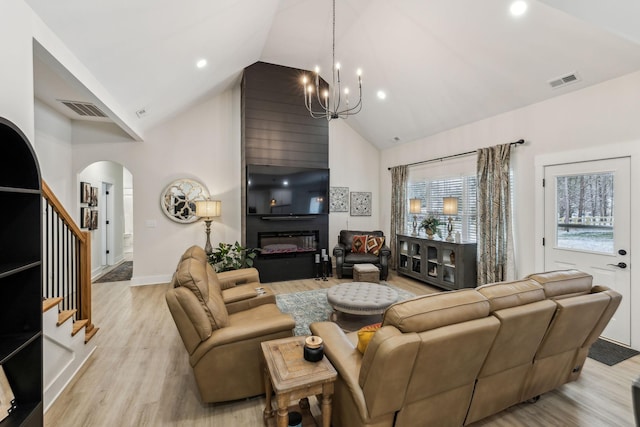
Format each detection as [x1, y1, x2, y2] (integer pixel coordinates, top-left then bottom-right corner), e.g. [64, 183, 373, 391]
[44, 272, 639, 427]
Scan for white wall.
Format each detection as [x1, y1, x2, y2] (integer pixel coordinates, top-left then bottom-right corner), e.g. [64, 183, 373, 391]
[328, 120, 381, 250]
[0, 0, 37, 141]
[72, 89, 242, 285]
[381, 70, 640, 349]
[33, 99, 73, 207]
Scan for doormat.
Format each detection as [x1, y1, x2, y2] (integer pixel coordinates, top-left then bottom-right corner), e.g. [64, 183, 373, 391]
[94, 261, 133, 283]
[588, 338, 639, 366]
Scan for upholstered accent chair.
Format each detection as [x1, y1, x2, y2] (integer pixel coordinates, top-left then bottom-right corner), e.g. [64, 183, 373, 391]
[165, 245, 295, 403]
[333, 230, 391, 280]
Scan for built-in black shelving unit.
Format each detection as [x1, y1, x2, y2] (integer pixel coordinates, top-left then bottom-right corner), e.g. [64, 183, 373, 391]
[0, 118, 43, 427]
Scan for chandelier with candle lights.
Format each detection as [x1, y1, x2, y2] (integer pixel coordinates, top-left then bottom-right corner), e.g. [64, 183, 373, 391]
[302, 0, 362, 120]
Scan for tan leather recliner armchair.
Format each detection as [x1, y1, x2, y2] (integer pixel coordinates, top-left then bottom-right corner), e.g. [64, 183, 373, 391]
[166, 245, 295, 403]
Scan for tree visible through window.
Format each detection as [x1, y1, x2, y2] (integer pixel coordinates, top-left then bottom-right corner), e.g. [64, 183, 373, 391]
[406, 175, 477, 242]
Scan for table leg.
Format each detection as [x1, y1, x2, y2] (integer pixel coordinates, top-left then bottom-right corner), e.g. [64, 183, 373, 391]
[276, 393, 290, 427]
[263, 367, 274, 423]
[321, 383, 334, 427]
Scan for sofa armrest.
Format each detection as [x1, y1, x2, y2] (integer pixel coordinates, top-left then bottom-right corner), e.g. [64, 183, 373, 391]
[217, 267, 261, 290]
[333, 243, 347, 257]
[222, 285, 258, 304]
[310, 322, 370, 420]
[379, 245, 391, 258]
[225, 285, 276, 314]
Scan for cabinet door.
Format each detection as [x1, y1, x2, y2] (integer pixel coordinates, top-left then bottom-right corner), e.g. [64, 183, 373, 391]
[410, 241, 423, 275]
[398, 238, 410, 271]
[426, 244, 440, 280]
[441, 247, 457, 287]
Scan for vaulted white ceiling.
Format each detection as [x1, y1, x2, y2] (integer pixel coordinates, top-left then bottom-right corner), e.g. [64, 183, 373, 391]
[26, 0, 640, 149]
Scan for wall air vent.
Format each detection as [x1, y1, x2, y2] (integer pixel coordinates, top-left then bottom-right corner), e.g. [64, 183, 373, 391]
[548, 72, 581, 89]
[58, 100, 108, 118]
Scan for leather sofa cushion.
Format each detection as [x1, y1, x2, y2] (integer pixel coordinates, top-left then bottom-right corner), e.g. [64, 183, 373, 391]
[528, 269, 592, 299]
[477, 279, 545, 312]
[345, 252, 381, 264]
[383, 289, 490, 333]
[174, 256, 229, 332]
[171, 286, 213, 345]
[181, 244, 208, 261]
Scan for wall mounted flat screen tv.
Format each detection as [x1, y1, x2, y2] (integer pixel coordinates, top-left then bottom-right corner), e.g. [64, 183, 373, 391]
[247, 165, 329, 215]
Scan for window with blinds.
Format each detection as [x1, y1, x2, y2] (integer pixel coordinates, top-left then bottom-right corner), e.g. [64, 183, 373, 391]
[407, 175, 477, 242]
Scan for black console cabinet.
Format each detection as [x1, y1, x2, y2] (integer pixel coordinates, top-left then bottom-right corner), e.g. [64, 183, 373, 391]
[0, 118, 43, 427]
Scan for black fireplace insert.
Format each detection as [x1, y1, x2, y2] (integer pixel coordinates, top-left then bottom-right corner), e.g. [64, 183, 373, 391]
[258, 230, 319, 255]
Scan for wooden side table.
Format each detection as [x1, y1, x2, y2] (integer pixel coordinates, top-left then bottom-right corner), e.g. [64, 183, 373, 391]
[261, 336, 337, 427]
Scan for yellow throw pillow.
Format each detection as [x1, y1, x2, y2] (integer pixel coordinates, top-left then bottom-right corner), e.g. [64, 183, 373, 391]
[357, 323, 382, 353]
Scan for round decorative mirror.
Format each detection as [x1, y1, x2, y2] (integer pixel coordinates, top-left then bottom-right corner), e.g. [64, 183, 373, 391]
[160, 179, 210, 223]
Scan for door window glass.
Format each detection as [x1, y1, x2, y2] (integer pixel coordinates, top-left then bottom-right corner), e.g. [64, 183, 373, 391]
[555, 172, 614, 254]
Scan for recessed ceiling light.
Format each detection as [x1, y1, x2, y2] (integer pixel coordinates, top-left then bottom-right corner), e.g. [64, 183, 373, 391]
[510, 1, 527, 16]
[196, 59, 207, 69]
[377, 90, 386, 100]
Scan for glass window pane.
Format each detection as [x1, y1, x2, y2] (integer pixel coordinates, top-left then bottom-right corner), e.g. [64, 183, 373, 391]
[406, 174, 477, 242]
[555, 172, 614, 254]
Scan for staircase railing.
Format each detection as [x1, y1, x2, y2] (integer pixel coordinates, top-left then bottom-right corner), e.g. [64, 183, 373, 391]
[41, 180, 96, 339]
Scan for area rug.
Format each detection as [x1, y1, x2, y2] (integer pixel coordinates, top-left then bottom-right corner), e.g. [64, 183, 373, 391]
[94, 261, 133, 283]
[588, 338, 639, 366]
[276, 283, 415, 336]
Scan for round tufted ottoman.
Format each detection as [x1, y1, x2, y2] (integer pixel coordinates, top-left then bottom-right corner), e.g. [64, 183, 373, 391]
[327, 282, 399, 318]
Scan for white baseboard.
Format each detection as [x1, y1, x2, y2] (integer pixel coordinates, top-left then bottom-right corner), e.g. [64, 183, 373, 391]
[130, 274, 172, 286]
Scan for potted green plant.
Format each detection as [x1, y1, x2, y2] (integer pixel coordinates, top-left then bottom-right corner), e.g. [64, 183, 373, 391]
[207, 241, 258, 272]
[419, 215, 440, 239]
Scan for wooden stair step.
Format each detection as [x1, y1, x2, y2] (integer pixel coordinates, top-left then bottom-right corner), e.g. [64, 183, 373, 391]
[84, 327, 99, 343]
[72, 319, 89, 336]
[43, 297, 63, 313]
[57, 309, 77, 326]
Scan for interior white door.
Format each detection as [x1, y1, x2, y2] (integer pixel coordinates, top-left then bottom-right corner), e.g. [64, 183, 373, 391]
[544, 157, 631, 345]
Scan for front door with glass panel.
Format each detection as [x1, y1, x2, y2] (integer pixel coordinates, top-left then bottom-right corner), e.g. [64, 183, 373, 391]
[544, 157, 631, 345]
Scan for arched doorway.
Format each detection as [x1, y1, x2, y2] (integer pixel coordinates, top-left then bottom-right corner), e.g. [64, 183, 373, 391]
[77, 161, 133, 277]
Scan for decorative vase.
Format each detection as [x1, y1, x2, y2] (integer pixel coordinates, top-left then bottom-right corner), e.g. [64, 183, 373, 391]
[426, 229, 434, 240]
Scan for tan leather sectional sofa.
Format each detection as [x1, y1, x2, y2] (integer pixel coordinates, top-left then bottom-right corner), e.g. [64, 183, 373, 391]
[165, 246, 295, 403]
[311, 270, 621, 427]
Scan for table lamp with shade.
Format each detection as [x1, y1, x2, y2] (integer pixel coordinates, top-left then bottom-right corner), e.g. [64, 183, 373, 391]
[195, 199, 222, 255]
[442, 197, 458, 242]
[409, 198, 421, 236]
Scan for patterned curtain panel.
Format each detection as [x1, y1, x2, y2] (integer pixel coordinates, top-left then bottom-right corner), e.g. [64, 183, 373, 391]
[390, 165, 408, 270]
[476, 143, 516, 284]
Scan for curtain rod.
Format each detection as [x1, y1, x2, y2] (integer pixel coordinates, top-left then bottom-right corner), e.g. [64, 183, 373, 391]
[387, 139, 525, 170]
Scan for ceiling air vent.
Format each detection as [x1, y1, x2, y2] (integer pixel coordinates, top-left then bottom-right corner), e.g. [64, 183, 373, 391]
[548, 72, 581, 89]
[58, 100, 108, 118]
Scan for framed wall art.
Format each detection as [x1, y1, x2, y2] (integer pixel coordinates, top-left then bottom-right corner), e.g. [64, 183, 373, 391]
[80, 207, 91, 229]
[329, 187, 349, 212]
[350, 191, 372, 216]
[80, 182, 91, 204]
[90, 210, 99, 230]
[89, 186, 99, 207]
